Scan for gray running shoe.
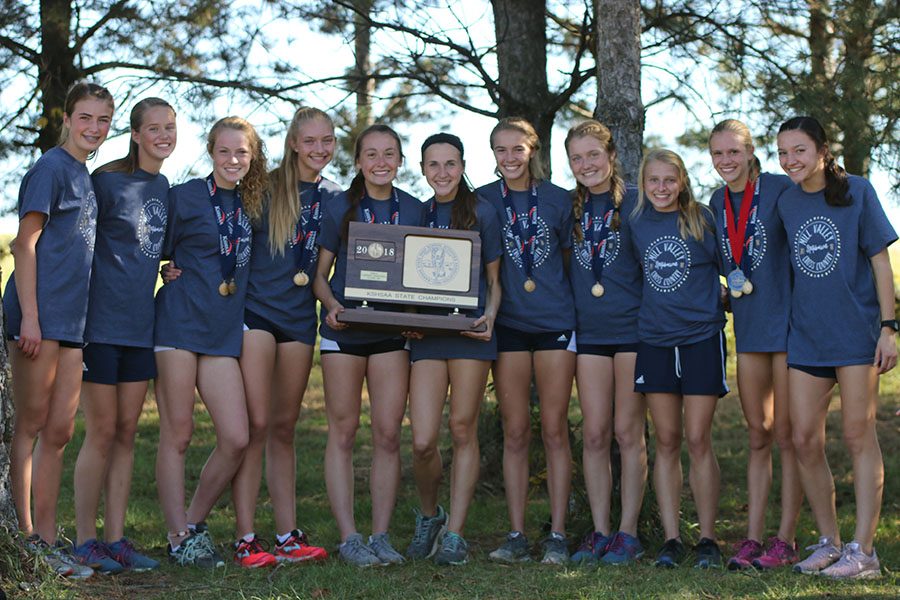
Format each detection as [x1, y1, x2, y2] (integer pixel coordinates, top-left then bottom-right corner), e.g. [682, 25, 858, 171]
[434, 531, 469, 566]
[406, 505, 448, 559]
[489, 531, 531, 563]
[818, 541, 881, 579]
[368, 533, 405, 565]
[25, 535, 78, 578]
[168, 533, 225, 568]
[338, 533, 383, 567]
[190, 522, 225, 567]
[53, 540, 95, 579]
[793, 537, 841, 574]
[540, 532, 570, 565]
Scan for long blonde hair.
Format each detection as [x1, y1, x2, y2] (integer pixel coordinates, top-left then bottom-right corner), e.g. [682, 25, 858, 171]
[564, 120, 627, 242]
[489, 117, 546, 181]
[634, 149, 710, 242]
[267, 107, 334, 256]
[206, 117, 268, 221]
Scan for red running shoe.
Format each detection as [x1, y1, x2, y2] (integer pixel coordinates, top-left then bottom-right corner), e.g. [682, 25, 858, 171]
[234, 535, 277, 568]
[727, 538, 763, 570]
[274, 529, 328, 563]
[752, 536, 798, 569]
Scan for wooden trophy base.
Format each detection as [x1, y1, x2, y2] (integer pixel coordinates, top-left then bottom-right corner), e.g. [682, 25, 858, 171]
[337, 307, 487, 335]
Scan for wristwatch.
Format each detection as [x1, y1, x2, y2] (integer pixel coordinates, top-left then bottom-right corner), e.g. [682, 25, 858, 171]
[880, 319, 899, 332]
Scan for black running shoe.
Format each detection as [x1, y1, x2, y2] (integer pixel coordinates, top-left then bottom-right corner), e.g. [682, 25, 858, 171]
[694, 537, 723, 569]
[654, 538, 685, 568]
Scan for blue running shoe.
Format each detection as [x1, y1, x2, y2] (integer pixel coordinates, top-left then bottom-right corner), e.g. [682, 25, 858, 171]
[602, 531, 645, 565]
[571, 531, 612, 564]
[108, 537, 160, 572]
[72, 539, 124, 575]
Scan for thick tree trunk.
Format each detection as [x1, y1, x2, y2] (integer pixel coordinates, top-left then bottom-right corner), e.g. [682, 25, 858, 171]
[0, 266, 17, 529]
[38, 0, 79, 152]
[491, 0, 554, 177]
[594, 0, 643, 183]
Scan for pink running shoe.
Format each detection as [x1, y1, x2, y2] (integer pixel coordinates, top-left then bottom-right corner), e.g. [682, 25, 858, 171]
[753, 536, 798, 569]
[726, 538, 763, 571]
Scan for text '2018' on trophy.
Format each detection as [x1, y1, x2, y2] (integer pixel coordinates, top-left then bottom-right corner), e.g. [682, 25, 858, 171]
[337, 222, 487, 334]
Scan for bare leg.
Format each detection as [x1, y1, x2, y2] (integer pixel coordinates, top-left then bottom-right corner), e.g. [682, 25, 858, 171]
[612, 352, 646, 537]
[647, 393, 683, 540]
[683, 394, 720, 540]
[409, 360, 449, 517]
[576, 354, 614, 535]
[492, 351, 533, 533]
[771, 353, 802, 543]
[74, 382, 119, 544]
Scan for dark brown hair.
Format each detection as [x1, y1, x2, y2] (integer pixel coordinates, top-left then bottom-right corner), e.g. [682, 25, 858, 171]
[778, 116, 850, 207]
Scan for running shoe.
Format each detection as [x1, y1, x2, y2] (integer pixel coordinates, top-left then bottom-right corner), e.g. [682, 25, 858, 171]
[189, 522, 225, 567]
[338, 533, 382, 567]
[234, 535, 277, 568]
[488, 531, 531, 564]
[694, 537, 723, 569]
[571, 531, 612, 564]
[108, 537, 160, 572]
[654, 538, 685, 568]
[433, 531, 469, 566]
[752, 536, 798, 570]
[71, 538, 124, 575]
[25, 534, 76, 577]
[601, 531, 645, 565]
[406, 505, 448, 560]
[726, 538, 762, 571]
[168, 533, 225, 568]
[540, 532, 569, 565]
[274, 529, 328, 563]
[818, 541, 881, 580]
[793, 537, 841, 575]
[368, 533, 405, 565]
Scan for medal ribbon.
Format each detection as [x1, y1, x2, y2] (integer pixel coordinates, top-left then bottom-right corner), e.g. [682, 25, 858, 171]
[501, 179, 538, 280]
[293, 180, 323, 273]
[723, 178, 760, 274]
[360, 188, 400, 225]
[206, 174, 246, 284]
[583, 194, 615, 286]
[426, 198, 450, 229]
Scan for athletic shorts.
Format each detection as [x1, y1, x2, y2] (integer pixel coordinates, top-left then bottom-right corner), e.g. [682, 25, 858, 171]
[576, 340, 639, 357]
[82, 343, 156, 384]
[788, 363, 837, 380]
[243, 308, 296, 344]
[495, 323, 576, 353]
[634, 331, 729, 397]
[319, 336, 408, 357]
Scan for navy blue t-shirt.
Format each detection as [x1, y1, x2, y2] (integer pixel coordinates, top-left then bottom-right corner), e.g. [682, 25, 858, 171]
[629, 204, 725, 347]
[570, 188, 642, 345]
[245, 178, 342, 345]
[409, 196, 504, 361]
[477, 179, 576, 333]
[317, 187, 425, 344]
[154, 179, 252, 357]
[709, 173, 793, 353]
[3, 147, 97, 344]
[777, 175, 897, 366]
[84, 169, 170, 347]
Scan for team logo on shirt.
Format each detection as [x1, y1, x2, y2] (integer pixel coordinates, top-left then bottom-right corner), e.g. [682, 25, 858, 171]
[574, 230, 620, 271]
[235, 210, 252, 268]
[793, 216, 840, 278]
[643, 235, 691, 292]
[78, 190, 98, 251]
[415, 242, 460, 285]
[138, 197, 167, 259]
[720, 215, 767, 271]
[502, 214, 551, 270]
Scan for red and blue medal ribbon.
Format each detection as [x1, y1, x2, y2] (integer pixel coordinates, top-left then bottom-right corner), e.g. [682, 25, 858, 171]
[426, 198, 450, 229]
[206, 173, 246, 285]
[723, 178, 760, 276]
[583, 194, 615, 286]
[501, 179, 538, 280]
[360, 188, 400, 225]
[293, 180, 323, 273]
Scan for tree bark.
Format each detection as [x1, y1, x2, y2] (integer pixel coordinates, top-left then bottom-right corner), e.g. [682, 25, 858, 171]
[38, 0, 80, 152]
[594, 0, 643, 183]
[491, 0, 555, 177]
[352, 0, 375, 132]
[0, 264, 16, 529]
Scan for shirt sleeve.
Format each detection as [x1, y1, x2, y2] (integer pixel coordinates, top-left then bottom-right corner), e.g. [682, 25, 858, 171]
[856, 177, 897, 257]
[18, 162, 59, 219]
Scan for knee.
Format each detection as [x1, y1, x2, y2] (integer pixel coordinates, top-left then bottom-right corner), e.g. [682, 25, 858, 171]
[412, 435, 438, 462]
[163, 420, 195, 455]
[247, 414, 269, 445]
[842, 419, 876, 456]
[448, 417, 477, 449]
[685, 430, 712, 459]
[614, 422, 645, 453]
[269, 415, 297, 447]
[541, 422, 569, 452]
[14, 405, 49, 439]
[113, 420, 139, 449]
[791, 428, 823, 460]
[218, 428, 250, 459]
[773, 422, 795, 453]
[41, 419, 75, 449]
[583, 426, 612, 453]
[372, 426, 401, 455]
[503, 421, 531, 453]
[747, 421, 774, 452]
[328, 418, 359, 452]
[654, 430, 682, 456]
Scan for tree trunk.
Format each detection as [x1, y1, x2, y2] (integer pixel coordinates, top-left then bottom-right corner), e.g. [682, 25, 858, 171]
[491, 0, 554, 177]
[0, 265, 17, 529]
[352, 0, 375, 133]
[38, 0, 79, 152]
[594, 0, 643, 183]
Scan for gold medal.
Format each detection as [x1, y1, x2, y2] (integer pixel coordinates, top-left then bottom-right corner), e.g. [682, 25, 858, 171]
[523, 278, 536, 293]
[591, 282, 605, 298]
[730, 288, 742, 299]
[742, 280, 753, 295]
[218, 280, 230, 296]
[293, 271, 310, 287]
[228, 280, 238, 295]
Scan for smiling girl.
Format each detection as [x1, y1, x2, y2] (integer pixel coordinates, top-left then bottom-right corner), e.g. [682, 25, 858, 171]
[405, 133, 502, 565]
[228, 107, 335, 567]
[630, 149, 726, 569]
[564, 120, 646, 565]
[3, 81, 113, 579]
[313, 124, 425, 567]
[477, 117, 576, 565]
[154, 116, 267, 567]
[70, 98, 177, 574]
[776, 116, 896, 579]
